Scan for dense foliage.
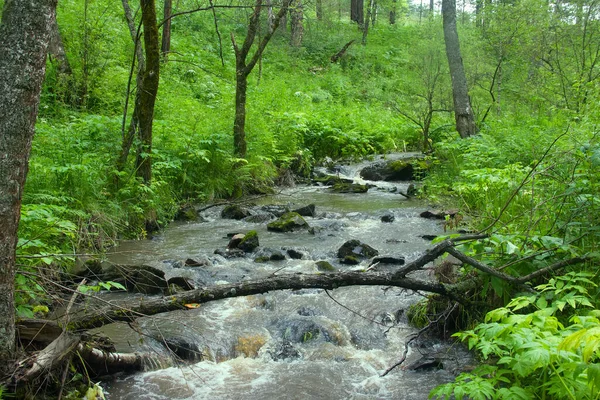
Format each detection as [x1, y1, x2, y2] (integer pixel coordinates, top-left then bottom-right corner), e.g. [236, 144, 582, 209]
[6, 0, 600, 397]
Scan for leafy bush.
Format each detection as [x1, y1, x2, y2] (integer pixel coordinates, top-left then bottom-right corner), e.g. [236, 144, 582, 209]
[431, 272, 600, 400]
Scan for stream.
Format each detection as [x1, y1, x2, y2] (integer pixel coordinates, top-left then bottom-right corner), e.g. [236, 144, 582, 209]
[99, 154, 470, 399]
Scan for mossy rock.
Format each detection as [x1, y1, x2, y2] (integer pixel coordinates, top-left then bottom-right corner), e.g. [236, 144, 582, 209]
[312, 175, 353, 186]
[330, 183, 369, 193]
[174, 204, 199, 221]
[316, 261, 336, 272]
[267, 212, 309, 232]
[359, 157, 427, 182]
[254, 256, 271, 263]
[238, 230, 259, 252]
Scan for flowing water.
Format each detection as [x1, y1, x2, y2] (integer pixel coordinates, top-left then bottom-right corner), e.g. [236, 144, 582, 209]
[100, 155, 470, 399]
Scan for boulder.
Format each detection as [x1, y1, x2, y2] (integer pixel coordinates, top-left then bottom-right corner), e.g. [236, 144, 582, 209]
[267, 212, 309, 232]
[312, 173, 353, 186]
[286, 249, 305, 259]
[359, 157, 427, 182]
[260, 205, 290, 217]
[221, 204, 251, 220]
[174, 204, 199, 221]
[254, 248, 286, 262]
[337, 240, 379, 263]
[227, 233, 246, 249]
[244, 213, 275, 223]
[381, 213, 395, 223]
[292, 204, 316, 217]
[330, 183, 369, 193]
[238, 230, 260, 252]
[98, 263, 168, 294]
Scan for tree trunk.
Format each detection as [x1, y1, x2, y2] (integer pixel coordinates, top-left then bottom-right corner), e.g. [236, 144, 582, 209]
[161, 0, 172, 59]
[0, 0, 57, 368]
[234, 70, 248, 158]
[316, 0, 323, 20]
[116, 0, 146, 179]
[442, 0, 478, 138]
[290, 0, 304, 47]
[362, 0, 375, 45]
[389, 0, 396, 24]
[351, 0, 364, 25]
[48, 16, 72, 75]
[135, 0, 160, 184]
[231, 0, 291, 159]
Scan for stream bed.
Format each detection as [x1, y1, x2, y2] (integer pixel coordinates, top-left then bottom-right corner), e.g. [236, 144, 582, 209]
[99, 155, 470, 399]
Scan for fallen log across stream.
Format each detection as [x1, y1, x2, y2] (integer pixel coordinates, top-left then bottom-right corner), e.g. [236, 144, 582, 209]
[6, 235, 589, 389]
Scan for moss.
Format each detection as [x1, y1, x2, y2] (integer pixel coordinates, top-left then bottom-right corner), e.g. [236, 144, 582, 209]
[331, 183, 369, 193]
[388, 160, 409, 171]
[239, 230, 259, 252]
[254, 256, 270, 263]
[316, 260, 336, 272]
[267, 212, 309, 232]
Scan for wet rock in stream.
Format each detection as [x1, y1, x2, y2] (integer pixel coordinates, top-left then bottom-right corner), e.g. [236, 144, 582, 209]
[330, 182, 370, 193]
[254, 248, 286, 262]
[221, 204, 252, 220]
[292, 203, 316, 217]
[174, 204, 200, 221]
[286, 248, 306, 259]
[267, 212, 309, 232]
[337, 240, 379, 265]
[227, 230, 260, 252]
[381, 212, 395, 223]
[358, 157, 426, 181]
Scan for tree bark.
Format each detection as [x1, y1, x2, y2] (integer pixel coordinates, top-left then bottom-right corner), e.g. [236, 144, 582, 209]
[351, 0, 364, 25]
[442, 0, 478, 138]
[69, 271, 453, 331]
[48, 15, 72, 75]
[135, 0, 160, 184]
[389, 0, 396, 25]
[290, 0, 304, 47]
[117, 0, 145, 179]
[161, 0, 172, 59]
[362, 0, 375, 45]
[0, 0, 57, 368]
[231, 0, 291, 159]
